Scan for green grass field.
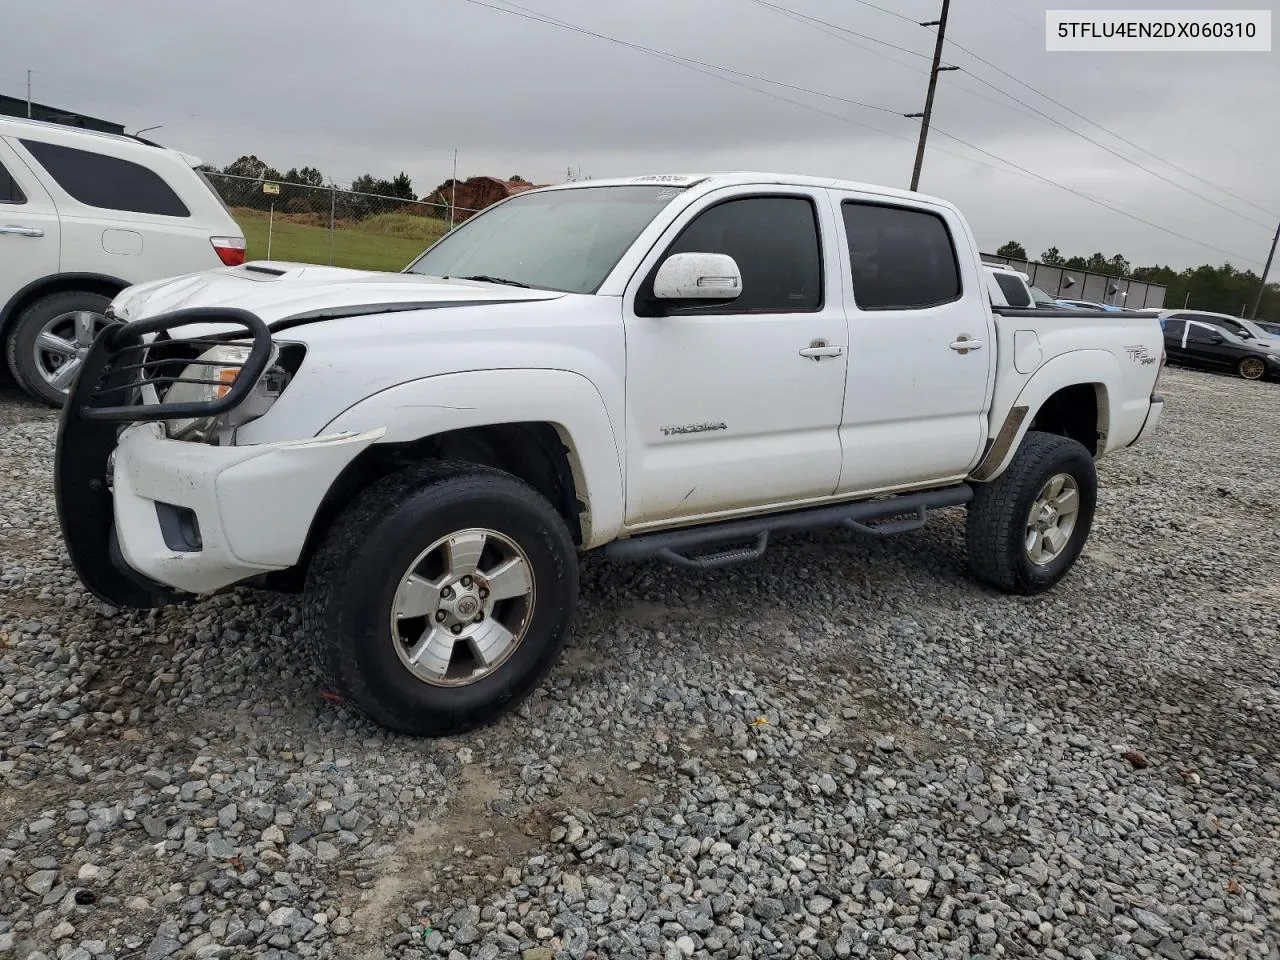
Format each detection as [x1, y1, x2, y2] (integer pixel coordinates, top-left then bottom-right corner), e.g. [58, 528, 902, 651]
[232, 208, 449, 273]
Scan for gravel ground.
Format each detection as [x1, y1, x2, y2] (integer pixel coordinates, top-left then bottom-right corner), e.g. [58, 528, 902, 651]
[1, 366, 1277, 960]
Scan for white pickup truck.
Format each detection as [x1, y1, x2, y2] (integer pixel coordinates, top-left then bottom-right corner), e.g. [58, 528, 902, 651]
[55, 172, 1166, 736]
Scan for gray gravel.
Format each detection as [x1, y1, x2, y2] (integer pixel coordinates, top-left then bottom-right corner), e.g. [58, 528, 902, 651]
[1, 367, 1278, 960]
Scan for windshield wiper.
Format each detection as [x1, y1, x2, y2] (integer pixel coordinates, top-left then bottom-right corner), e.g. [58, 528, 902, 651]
[448, 274, 532, 288]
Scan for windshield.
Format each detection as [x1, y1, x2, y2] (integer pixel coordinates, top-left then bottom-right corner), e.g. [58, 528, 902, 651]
[405, 185, 685, 294]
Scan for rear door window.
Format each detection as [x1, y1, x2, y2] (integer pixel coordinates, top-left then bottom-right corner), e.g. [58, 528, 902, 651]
[20, 139, 190, 217]
[1186, 322, 1219, 344]
[0, 157, 25, 204]
[842, 201, 961, 310]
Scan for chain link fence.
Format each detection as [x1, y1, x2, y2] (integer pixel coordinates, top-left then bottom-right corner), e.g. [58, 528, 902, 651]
[200, 172, 482, 272]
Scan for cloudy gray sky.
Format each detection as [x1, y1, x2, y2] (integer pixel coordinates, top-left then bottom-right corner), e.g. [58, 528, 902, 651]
[6, 0, 1278, 274]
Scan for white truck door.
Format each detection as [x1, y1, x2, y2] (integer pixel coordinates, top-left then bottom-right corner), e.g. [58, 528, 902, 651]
[0, 138, 60, 297]
[622, 188, 849, 527]
[829, 191, 996, 493]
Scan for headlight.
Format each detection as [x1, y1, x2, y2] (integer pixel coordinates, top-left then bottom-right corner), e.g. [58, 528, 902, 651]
[163, 343, 290, 443]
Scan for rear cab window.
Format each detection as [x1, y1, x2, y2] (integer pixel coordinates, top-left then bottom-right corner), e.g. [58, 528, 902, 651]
[20, 138, 190, 217]
[840, 201, 961, 310]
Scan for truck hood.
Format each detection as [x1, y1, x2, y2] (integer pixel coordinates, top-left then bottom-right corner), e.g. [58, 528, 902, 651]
[110, 261, 564, 328]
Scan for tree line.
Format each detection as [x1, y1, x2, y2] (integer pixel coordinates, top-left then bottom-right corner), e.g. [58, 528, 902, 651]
[197, 155, 430, 220]
[994, 241, 1277, 318]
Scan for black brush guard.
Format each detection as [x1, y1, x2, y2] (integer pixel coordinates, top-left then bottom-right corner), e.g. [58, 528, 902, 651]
[54, 308, 274, 608]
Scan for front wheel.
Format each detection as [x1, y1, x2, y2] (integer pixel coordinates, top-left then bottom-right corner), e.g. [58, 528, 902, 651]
[1238, 356, 1266, 381]
[303, 461, 579, 736]
[966, 433, 1098, 595]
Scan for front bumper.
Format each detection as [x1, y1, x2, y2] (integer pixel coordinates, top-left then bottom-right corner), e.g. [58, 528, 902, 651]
[109, 423, 382, 597]
[53, 306, 382, 607]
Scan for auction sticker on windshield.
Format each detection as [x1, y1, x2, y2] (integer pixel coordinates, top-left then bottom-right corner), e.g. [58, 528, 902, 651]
[1046, 9, 1270, 51]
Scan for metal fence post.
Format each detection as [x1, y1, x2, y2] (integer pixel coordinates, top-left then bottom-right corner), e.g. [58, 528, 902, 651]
[328, 182, 337, 266]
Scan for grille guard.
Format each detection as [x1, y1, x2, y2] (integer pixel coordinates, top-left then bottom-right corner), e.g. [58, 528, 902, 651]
[55, 307, 274, 608]
[75, 307, 274, 422]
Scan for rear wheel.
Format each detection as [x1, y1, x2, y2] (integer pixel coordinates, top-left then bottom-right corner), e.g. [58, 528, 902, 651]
[6, 291, 113, 407]
[966, 432, 1097, 595]
[1238, 356, 1266, 381]
[303, 460, 579, 736]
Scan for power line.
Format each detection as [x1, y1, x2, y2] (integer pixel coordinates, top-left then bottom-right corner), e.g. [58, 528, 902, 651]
[742, 0, 1279, 227]
[461, 0, 901, 116]
[930, 28, 1280, 221]
[847, 0, 921, 25]
[740, 0, 933, 79]
[462, 0, 1269, 265]
[928, 125, 1263, 265]
[980, 0, 1155, 104]
[744, 0, 933, 61]
[946, 65, 1274, 232]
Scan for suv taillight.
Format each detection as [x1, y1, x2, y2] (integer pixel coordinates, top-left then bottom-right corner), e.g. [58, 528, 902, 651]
[211, 237, 246, 267]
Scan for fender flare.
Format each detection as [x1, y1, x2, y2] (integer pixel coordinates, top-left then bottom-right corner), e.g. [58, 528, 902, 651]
[319, 368, 625, 548]
[970, 349, 1119, 482]
[0, 272, 131, 334]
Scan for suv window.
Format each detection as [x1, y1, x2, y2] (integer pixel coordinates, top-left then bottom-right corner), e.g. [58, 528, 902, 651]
[657, 195, 823, 313]
[0, 158, 24, 204]
[993, 272, 1031, 307]
[20, 139, 190, 217]
[1163, 319, 1185, 339]
[842, 201, 960, 310]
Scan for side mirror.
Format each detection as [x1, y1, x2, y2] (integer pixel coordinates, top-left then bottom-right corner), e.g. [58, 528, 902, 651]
[652, 252, 742, 303]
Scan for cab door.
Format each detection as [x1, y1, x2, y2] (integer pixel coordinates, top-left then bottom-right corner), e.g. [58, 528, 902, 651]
[828, 192, 996, 493]
[621, 188, 850, 527]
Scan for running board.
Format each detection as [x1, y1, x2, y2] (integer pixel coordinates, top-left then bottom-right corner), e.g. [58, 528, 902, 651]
[602, 485, 973, 571]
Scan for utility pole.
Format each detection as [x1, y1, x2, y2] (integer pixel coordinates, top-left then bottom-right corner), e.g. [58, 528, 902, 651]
[906, 0, 956, 191]
[27, 70, 32, 118]
[449, 148, 458, 232]
[1249, 219, 1279, 319]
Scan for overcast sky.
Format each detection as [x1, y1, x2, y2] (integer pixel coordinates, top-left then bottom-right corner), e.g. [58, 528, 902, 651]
[5, 0, 1278, 275]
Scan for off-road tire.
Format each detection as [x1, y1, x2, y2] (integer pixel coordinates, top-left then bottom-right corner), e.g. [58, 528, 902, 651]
[302, 460, 578, 736]
[6, 290, 113, 407]
[966, 432, 1097, 595]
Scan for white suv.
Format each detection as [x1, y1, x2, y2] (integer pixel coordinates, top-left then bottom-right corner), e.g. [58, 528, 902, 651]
[0, 117, 245, 406]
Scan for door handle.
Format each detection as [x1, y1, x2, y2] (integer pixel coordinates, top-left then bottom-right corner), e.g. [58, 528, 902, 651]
[0, 225, 44, 238]
[799, 339, 845, 360]
[949, 334, 984, 354]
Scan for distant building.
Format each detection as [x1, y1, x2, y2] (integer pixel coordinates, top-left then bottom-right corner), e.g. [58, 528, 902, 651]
[0, 94, 125, 135]
[424, 176, 546, 221]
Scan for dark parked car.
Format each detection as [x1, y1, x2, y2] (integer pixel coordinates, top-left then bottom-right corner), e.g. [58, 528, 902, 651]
[1163, 317, 1280, 381]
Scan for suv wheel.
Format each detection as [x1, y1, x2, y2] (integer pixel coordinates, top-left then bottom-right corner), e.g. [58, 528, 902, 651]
[303, 460, 579, 736]
[6, 291, 113, 407]
[965, 432, 1098, 595]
